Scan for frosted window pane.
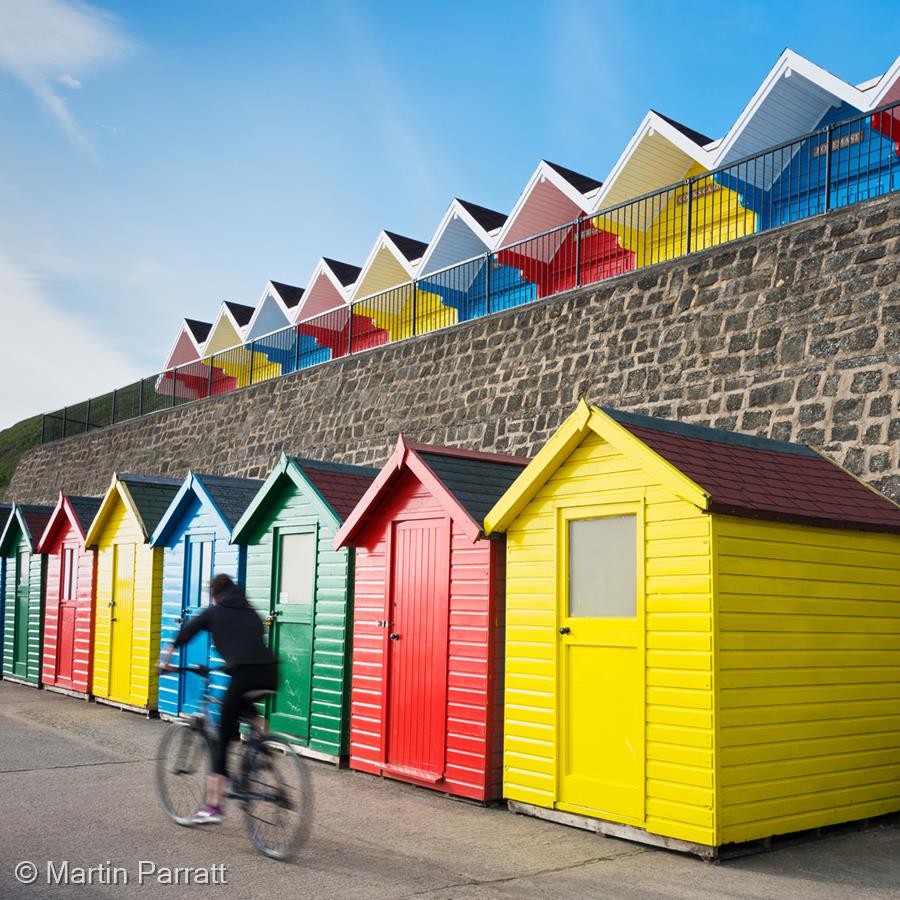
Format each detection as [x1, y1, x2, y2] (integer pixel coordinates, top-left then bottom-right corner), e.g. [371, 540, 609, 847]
[568, 516, 636, 618]
[278, 533, 315, 605]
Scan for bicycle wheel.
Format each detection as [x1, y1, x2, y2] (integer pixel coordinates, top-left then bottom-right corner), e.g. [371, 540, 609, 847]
[156, 721, 211, 826]
[239, 737, 312, 860]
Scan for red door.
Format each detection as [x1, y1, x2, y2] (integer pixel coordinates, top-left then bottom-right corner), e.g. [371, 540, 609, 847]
[56, 545, 79, 686]
[384, 517, 450, 782]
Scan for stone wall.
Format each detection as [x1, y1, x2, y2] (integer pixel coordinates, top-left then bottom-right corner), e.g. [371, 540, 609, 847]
[9, 192, 900, 505]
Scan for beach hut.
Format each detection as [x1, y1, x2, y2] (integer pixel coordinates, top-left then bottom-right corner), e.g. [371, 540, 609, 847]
[157, 318, 212, 402]
[200, 301, 259, 392]
[150, 472, 262, 719]
[416, 198, 531, 323]
[1, 503, 53, 686]
[484, 401, 900, 855]
[494, 160, 612, 302]
[334, 438, 528, 800]
[35, 493, 101, 698]
[0, 503, 10, 675]
[231, 455, 377, 762]
[85, 474, 181, 713]
[293, 257, 389, 361]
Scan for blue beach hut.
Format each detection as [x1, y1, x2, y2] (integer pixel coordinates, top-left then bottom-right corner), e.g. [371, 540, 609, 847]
[150, 472, 262, 719]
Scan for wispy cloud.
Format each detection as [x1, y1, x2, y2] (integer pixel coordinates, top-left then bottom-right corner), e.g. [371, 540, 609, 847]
[0, 0, 133, 155]
[0, 254, 143, 428]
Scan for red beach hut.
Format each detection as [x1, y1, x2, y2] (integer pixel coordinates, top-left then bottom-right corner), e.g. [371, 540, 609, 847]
[36, 493, 102, 698]
[334, 437, 528, 801]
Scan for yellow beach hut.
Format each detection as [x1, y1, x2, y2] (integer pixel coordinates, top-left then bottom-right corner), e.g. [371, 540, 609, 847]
[484, 401, 900, 856]
[85, 474, 181, 713]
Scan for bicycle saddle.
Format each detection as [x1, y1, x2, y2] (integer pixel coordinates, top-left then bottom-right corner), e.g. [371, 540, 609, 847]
[243, 689, 277, 701]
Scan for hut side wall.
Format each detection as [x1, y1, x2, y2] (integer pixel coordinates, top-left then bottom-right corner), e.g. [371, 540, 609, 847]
[713, 515, 900, 844]
[503, 429, 716, 845]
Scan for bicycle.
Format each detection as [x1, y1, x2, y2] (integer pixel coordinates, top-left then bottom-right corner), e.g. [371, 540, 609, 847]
[155, 664, 312, 860]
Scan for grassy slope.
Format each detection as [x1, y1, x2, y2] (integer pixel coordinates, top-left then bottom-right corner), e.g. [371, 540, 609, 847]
[0, 415, 42, 500]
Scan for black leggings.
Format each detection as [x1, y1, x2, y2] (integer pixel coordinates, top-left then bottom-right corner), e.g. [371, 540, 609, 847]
[215, 662, 279, 776]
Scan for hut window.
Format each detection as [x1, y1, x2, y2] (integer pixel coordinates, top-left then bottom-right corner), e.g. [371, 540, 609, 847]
[568, 515, 636, 618]
[61, 547, 77, 600]
[278, 532, 315, 606]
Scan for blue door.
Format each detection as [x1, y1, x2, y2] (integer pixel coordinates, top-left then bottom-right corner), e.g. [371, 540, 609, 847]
[179, 535, 214, 714]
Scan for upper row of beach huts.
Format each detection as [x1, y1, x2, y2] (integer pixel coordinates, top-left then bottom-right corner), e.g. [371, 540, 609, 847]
[161, 48, 900, 394]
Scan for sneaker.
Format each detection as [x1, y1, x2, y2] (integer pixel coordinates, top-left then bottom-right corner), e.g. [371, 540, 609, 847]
[191, 805, 224, 825]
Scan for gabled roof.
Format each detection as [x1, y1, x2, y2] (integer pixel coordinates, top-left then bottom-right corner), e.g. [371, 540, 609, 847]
[224, 301, 254, 328]
[231, 454, 378, 541]
[714, 48, 900, 166]
[203, 302, 253, 355]
[334, 436, 528, 548]
[651, 111, 714, 148]
[85, 473, 182, 547]
[150, 472, 264, 546]
[495, 159, 602, 248]
[350, 231, 425, 301]
[293, 258, 359, 323]
[36, 492, 102, 552]
[269, 281, 305, 309]
[418, 198, 507, 276]
[590, 110, 715, 212]
[245, 281, 295, 341]
[485, 402, 900, 536]
[163, 318, 213, 370]
[0, 503, 55, 553]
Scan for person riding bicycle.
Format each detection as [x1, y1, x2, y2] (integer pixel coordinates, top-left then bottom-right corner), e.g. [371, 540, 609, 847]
[160, 573, 278, 824]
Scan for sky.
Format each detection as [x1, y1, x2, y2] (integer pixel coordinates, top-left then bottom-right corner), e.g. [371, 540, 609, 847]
[0, 0, 898, 428]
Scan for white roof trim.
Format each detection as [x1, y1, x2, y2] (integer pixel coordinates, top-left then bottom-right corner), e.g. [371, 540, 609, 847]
[417, 199, 500, 275]
[201, 302, 251, 355]
[495, 160, 597, 249]
[291, 257, 355, 322]
[349, 230, 420, 301]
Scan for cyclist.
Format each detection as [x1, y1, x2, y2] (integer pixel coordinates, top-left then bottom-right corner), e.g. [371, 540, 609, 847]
[160, 573, 278, 824]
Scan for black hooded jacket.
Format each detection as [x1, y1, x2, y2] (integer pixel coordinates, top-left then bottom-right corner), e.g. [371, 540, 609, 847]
[172, 583, 277, 672]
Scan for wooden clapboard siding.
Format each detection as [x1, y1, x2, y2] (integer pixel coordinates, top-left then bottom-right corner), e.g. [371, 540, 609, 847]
[243, 478, 352, 758]
[40, 516, 97, 694]
[504, 430, 716, 845]
[157, 493, 240, 717]
[2, 526, 46, 685]
[713, 515, 900, 844]
[91, 496, 162, 709]
[348, 470, 504, 801]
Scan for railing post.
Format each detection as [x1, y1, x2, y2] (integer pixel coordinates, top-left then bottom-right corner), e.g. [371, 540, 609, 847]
[575, 216, 583, 287]
[62, 406, 68, 438]
[824, 123, 834, 212]
[685, 178, 694, 254]
[294, 326, 302, 371]
[172, 365, 178, 407]
[85, 398, 92, 433]
[348, 303, 354, 355]
[484, 252, 492, 315]
[111, 388, 118, 424]
[139, 378, 144, 417]
[248, 341, 255, 385]
[207, 358, 214, 398]
[41, 415, 46, 444]
[410, 281, 417, 337]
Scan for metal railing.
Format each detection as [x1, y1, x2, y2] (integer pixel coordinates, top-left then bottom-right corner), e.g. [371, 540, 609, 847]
[41, 99, 900, 443]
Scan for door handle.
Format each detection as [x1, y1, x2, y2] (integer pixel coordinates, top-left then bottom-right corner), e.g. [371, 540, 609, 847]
[559, 626, 571, 635]
[389, 633, 400, 641]
[107, 600, 115, 609]
[174, 617, 183, 625]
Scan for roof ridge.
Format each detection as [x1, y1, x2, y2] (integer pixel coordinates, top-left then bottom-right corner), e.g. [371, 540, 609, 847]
[602, 407, 816, 457]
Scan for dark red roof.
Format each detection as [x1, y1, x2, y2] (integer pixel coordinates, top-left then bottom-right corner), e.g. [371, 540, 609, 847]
[606, 409, 900, 534]
[294, 458, 379, 523]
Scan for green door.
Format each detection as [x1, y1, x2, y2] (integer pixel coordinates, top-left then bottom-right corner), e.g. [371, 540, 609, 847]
[14, 549, 30, 678]
[268, 527, 315, 740]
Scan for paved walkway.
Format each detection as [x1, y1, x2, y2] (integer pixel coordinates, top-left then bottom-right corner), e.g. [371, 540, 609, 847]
[0, 680, 898, 899]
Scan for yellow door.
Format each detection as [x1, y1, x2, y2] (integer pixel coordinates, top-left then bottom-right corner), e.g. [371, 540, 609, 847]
[557, 501, 645, 826]
[110, 543, 136, 703]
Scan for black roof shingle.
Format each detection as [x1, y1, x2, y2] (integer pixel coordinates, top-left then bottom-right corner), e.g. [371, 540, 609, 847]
[543, 160, 603, 194]
[196, 474, 264, 531]
[270, 281, 305, 309]
[323, 258, 362, 287]
[456, 199, 507, 233]
[651, 110, 715, 147]
[384, 231, 428, 264]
